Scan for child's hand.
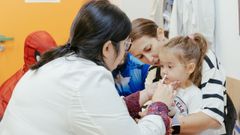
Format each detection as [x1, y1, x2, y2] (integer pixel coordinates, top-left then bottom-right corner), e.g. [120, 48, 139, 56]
[168, 104, 177, 117]
[145, 82, 158, 100]
[161, 74, 181, 90]
[151, 82, 174, 107]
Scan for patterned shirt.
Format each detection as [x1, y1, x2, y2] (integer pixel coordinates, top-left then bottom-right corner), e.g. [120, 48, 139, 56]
[113, 53, 150, 96]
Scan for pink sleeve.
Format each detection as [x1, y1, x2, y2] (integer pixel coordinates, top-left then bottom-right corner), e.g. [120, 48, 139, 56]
[123, 92, 141, 119]
[147, 102, 171, 135]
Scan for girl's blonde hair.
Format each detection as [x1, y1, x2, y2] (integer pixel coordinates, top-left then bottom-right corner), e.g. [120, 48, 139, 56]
[163, 33, 208, 86]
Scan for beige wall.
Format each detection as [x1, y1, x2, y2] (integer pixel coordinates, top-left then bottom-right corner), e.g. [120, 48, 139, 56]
[227, 77, 240, 112]
[0, 0, 87, 85]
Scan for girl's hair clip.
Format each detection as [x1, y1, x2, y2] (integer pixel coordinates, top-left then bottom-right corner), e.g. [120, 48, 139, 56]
[66, 43, 71, 50]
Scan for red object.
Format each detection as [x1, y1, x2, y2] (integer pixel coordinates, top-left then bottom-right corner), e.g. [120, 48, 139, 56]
[0, 31, 57, 119]
[123, 91, 141, 119]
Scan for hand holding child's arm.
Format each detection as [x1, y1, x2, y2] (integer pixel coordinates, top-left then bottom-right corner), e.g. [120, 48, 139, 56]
[177, 112, 221, 134]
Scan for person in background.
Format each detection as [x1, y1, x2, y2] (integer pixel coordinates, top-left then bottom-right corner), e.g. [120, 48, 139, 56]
[0, 1, 176, 135]
[0, 31, 57, 120]
[129, 18, 229, 134]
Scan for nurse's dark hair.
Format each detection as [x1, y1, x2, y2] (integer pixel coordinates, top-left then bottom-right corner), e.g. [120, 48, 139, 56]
[31, 0, 131, 70]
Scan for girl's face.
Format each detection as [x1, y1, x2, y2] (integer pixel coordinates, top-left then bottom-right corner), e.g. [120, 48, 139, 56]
[159, 49, 191, 88]
[129, 36, 167, 66]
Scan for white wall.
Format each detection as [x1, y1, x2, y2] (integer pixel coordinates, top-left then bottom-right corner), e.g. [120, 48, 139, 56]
[110, 0, 154, 21]
[215, 0, 240, 79]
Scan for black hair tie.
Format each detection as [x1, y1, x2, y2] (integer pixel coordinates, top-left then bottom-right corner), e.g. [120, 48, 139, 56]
[66, 43, 71, 50]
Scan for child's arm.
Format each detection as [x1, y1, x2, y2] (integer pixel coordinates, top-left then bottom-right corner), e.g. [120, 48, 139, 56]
[173, 50, 227, 134]
[172, 85, 221, 134]
[178, 112, 221, 134]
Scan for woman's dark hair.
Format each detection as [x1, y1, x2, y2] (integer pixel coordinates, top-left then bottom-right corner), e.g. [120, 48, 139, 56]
[31, 0, 131, 70]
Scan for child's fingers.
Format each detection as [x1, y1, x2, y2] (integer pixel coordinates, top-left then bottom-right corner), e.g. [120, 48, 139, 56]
[169, 80, 181, 90]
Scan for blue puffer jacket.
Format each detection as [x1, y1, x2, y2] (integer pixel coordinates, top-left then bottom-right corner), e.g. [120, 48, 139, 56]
[112, 53, 150, 96]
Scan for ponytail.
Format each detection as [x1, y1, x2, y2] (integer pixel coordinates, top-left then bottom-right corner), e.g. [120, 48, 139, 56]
[31, 43, 73, 70]
[163, 33, 208, 87]
[189, 33, 208, 86]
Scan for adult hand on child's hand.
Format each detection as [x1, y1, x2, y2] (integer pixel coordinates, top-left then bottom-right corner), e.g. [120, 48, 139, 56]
[151, 82, 174, 107]
[139, 82, 159, 106]
[145, 82, 158, 100]
[146, 80, 180, 100]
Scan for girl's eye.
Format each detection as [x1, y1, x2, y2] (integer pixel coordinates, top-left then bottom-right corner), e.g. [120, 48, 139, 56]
[168, 65, 173, 69]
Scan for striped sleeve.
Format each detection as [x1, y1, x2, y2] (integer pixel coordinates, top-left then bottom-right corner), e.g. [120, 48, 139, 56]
[145, 66, 161, 87]
[200, 50, 226, 129]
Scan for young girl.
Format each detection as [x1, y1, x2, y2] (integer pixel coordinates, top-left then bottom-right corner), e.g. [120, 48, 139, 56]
[159, 33, 222, 134]
[159, 33, 206, 115]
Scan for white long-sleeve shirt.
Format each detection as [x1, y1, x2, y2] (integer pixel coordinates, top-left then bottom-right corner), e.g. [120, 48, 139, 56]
[0, 55, 166, 135]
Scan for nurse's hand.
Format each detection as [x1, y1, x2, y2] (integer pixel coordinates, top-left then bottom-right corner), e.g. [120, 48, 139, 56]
[151, 81, 177, 107]
[139, 82, 158, 106]
[139, 77, 180, 107]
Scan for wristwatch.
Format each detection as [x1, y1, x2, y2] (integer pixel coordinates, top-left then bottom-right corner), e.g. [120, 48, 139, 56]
[171, 115, 181, 134]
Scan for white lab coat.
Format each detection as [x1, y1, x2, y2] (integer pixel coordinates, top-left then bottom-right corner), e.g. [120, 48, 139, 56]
[0, 55, 166, 135]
